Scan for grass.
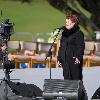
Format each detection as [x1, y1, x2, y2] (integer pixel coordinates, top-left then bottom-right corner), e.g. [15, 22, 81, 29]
[0, 0, 65, 42]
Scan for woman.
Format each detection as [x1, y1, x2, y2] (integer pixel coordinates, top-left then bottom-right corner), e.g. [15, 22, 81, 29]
[57, 14, 85, 80]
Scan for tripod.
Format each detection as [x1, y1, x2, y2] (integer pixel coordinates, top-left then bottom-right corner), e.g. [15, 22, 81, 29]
[0, 38, 16, 100]
[0, 39, 11, 100]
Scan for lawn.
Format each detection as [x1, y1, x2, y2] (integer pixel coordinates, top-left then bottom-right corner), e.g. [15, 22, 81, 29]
[0, 0, 65, 42]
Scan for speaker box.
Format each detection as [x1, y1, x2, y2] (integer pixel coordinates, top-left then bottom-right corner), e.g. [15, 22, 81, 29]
[43, 79, 88, 100]
[91, 86, 100, 99]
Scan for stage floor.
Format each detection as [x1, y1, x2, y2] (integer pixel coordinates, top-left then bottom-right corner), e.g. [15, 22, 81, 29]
[0, 67, 100, 100]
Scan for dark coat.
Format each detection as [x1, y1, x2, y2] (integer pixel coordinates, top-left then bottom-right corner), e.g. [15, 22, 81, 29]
[57, 25, 85, 80]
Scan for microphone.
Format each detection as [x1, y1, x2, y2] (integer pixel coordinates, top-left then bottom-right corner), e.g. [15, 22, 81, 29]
[52, 26, 65, 37]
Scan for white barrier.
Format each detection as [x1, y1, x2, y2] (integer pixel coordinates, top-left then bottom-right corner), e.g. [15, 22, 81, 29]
[0, 67, 100, 100]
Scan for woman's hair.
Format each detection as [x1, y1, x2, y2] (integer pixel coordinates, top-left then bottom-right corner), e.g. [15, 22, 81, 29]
[66, 14, 80, 25]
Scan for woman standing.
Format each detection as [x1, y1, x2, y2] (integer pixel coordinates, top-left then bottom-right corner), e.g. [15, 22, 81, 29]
[57, 14, 85, 80]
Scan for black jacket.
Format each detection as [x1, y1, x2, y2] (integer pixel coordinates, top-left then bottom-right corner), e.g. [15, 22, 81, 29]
[57, 25, 85, 64]
[57, 25, 85, 80]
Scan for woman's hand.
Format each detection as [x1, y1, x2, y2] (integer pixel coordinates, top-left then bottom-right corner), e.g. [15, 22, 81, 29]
[73, 57, 80, 64]
[58, 61, 62, 67]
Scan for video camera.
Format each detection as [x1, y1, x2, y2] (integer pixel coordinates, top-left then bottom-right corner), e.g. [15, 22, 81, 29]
[0, 19, 14, 40]
[0, 19, 15, 72]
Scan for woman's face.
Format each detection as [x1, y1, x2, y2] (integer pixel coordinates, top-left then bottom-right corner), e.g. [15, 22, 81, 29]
[65, 18, 75, 30]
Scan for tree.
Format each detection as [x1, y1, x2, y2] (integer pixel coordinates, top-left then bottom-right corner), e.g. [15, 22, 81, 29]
[48, 0, 100, 40]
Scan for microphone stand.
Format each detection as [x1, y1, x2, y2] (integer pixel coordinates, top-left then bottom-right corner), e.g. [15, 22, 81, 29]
[45, 28, 62, 79]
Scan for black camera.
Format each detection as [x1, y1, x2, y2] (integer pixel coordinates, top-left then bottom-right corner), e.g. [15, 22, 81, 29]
[0, 19, 15, 74]
[4, 60, 15, 70]
[0, 19, 14, 40]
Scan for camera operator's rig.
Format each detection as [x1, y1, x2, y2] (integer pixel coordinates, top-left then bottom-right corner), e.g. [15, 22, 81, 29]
[0, 19, 43, 100]
[0, 18, 15, 100]
[0, 18, 15, 79]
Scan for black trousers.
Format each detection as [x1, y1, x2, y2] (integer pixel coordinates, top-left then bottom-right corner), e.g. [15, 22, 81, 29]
[63, 57, 83, 80]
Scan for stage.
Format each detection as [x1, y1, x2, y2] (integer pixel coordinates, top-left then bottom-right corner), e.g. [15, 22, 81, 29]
[0, 67, 100, 100]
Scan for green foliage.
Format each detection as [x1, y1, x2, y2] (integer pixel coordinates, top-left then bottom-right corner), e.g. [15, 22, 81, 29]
[70, 1, 92, 18]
